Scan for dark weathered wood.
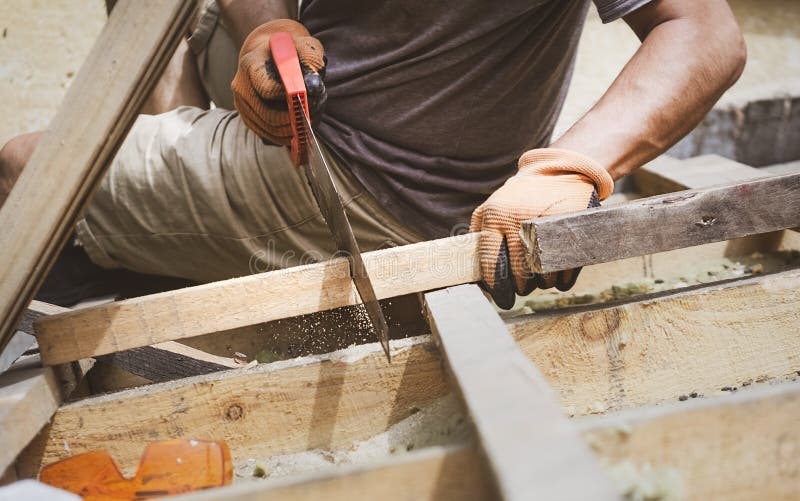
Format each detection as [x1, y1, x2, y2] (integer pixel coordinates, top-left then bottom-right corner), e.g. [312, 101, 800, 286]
[98, 343, 237, 383]
[425, 285, 617, 501]
[0, 0, 197, 354]
[524, 172, 800, 273]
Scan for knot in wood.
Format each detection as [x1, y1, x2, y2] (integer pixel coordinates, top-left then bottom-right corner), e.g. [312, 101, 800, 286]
[225, 403, 245, 421]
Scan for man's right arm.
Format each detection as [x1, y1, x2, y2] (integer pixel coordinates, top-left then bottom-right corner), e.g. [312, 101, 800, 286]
[217, 0, 298, 47]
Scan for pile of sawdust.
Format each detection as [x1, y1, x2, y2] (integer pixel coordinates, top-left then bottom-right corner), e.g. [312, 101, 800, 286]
[234, 394, 470, 481]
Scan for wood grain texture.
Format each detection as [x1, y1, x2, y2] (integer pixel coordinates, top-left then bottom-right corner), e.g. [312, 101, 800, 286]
[173, 445, 494, 501]
[20, 268, 800, 477]
[17, 336, 450, 478]
[97, 342, 239, 383]
[581, 380, 800, 500]
[0, 368, 61, 473]
[510, 268, 800, 415]
[0, 0, 197, 352]
[425, 285, 617, 501]
[35, 234, 481, 365]
[523, 172, 800, 273]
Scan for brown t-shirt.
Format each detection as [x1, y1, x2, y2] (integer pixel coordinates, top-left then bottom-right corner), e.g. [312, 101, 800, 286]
[300, 0, 652, 239]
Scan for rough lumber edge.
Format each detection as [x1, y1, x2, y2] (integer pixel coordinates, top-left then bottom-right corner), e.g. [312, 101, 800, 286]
[425, 285, 617, 500]
[508, 267, 800, 415]
[579, 380, 800, 500]
[173, 445, 494, 501]
[0, 368, 61, 474]
[16, 336, 450, 478]
[0, 0, 197, 352]
[35, 233, 480, 365]
[523, 172, 800, 273]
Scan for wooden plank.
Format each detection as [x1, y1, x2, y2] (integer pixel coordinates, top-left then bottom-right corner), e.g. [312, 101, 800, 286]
[0, 368, 61, 473]
[632, 154, 769, 196]
[20, 268, 800, 477]
[510, 267, 800, 415]
[0, 0, 197, 352]
[35, 234, 481, 365]
[581, 380, 800, 500]
[16, 336, 450, 478]
[179, 380, 800, 500]
[174, 445, 494, 501]
[425, 285, 617, 500]
[523, 172, 800, 273]
[97, 342, 240, 383]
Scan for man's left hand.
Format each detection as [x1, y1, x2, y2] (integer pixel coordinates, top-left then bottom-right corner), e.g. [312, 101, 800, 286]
[470, 148, 614, 309]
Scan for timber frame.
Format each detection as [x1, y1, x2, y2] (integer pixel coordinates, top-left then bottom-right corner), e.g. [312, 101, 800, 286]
[1, 3, 800, 500]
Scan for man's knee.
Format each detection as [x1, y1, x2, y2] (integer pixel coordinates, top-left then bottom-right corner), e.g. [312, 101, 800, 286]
[0, 131, 43, 203]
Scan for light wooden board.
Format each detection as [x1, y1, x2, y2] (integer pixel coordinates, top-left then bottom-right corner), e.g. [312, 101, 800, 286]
[523, 172, 800, 273]
[16, 336, 450, 478]
[510, 267, 800, 415]
[174, 445, 494, 501]
[425, 285, 617, 500]
[581, 380, 800, 500]
[35, 234, 481, 365]
[19, 268, 800, 477]
[0, 0, 197, 352]
[178, 379, 800, 500]
[632, 154, 769, 196]
[0, 368, 61, 473]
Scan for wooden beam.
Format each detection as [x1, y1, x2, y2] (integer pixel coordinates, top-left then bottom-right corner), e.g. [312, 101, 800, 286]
[0, 368, 61, 474]
[524, 172, 800, 273]
[631, 155, 769, 196]
[35, 234, 481, 365]
[16, 336, 450, 478]
[510, 267, 800, 414]
[20, 267, 800, 476]
[0, 0, 197, 352]
[425, 285, 617, 500]
[174, 445, 494, 501]
[581, 380, 800, 500]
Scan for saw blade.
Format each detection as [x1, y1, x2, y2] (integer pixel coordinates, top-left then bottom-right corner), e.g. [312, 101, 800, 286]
[296, 97, 391, 361]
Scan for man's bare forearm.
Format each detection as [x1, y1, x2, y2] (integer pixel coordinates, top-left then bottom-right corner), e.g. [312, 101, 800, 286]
[552, 0, 746, 180]
[217, 0, 297, 47]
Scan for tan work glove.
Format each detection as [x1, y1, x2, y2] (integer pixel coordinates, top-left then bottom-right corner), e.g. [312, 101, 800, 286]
[470, 148, 614, 309]
[231, 19, 326, 145]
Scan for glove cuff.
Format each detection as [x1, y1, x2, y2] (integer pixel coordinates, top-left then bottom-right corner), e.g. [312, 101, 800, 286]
[518, 148, 614, 201]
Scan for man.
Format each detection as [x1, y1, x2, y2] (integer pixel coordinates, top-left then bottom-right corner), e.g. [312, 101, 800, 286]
[0, 0, 745, 309]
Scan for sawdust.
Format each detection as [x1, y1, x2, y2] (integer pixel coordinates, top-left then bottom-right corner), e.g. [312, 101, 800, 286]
[233, 394, 470, 482]
[606, 461, 686, 501]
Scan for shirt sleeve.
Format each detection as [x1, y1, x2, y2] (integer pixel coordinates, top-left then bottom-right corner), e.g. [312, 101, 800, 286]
[592, 0, 656, 23]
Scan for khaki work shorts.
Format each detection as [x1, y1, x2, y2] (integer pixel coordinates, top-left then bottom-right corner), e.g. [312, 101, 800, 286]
[76, 2, 423, 283]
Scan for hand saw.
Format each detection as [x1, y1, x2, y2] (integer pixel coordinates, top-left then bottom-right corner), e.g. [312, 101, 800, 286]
[269, 32, 391, 361]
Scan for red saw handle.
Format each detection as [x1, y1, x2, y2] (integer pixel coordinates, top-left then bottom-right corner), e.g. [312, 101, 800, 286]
[269, 32, 309, 166]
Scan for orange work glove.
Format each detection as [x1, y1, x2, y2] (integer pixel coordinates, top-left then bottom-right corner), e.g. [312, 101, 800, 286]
[231, 19, 326, 145]
[470, 148, 614, 309]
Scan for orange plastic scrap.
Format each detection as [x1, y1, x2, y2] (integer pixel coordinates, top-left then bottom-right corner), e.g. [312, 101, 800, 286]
[40, 439, 233, 500]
